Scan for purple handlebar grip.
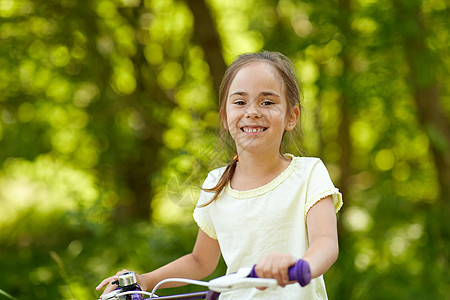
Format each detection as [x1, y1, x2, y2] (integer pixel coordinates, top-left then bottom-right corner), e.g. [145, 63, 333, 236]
[288, 259, 311, 287]
[249, 259, 311, 287]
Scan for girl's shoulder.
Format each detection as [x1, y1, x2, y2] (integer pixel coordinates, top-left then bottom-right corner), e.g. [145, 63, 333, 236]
[291, 155, 322, 162]
[289, 155, 324, 167]
[201, 166, 227, 189]
[290, 155, 331, 177]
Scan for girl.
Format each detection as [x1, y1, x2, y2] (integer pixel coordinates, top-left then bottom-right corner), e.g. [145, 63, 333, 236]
[97, 51, 343, 299]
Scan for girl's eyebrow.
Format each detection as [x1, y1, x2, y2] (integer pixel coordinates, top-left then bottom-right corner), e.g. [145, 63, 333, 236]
[261, 91, 281, 98]
[229, 91, 281, 98]
[229, 91, 247, 98]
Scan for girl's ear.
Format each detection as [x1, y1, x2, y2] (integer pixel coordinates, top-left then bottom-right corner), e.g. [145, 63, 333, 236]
[219, 107, 229, 130]
[285, 106, 300, 131]
[222, 117, 229, 130]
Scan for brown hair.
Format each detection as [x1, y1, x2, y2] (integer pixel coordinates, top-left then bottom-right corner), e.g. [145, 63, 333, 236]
[200, 51, 303, 206]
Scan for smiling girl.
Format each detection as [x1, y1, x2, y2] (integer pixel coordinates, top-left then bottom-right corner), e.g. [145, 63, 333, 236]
[97, 51, 343, 299]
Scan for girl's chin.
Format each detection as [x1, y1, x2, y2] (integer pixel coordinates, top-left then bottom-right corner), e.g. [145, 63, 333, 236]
[234, 141, 272, 153]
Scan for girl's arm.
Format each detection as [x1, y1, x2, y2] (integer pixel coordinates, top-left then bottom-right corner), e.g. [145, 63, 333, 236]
[96, 229, 221, 295]
[254, 196, 338, 286]
[139, 229, 221, 290]
[303, 195, 339, 278]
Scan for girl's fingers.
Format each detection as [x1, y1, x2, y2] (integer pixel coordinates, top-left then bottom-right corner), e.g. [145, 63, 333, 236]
[272, 265, 286, 287]
[116, 269, 129, 276]
[279, 266, 289, 287]
[96, 269, 130, 291]
[255, 253, 296, 287]
[280, 257, 293, 286]
[96, 277, 115, 291]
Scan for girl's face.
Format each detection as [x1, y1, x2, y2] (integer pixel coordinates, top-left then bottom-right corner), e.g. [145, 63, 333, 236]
[225, 62, 299, 155]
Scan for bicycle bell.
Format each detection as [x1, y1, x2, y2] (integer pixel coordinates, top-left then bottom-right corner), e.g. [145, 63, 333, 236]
[118, 272, 138, 288]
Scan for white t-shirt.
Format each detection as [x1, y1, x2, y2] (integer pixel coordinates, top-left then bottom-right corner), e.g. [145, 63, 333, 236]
[193, 155, 343, 299]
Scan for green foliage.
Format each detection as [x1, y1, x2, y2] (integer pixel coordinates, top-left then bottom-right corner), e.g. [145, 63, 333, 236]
[0, 206, 226, 299]
[0, 0, 449, 299]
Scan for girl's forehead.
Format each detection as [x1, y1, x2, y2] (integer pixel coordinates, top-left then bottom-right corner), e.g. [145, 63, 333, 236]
[229, 62, 283, 91]
[235, 61, 277, 77]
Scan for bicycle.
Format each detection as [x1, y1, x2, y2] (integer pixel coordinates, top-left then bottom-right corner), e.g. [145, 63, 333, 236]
[99, 259, 310, 300]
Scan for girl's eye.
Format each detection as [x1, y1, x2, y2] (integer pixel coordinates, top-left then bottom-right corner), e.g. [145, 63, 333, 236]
[261, 100, 274, 106]
[233, 100, 246, 105]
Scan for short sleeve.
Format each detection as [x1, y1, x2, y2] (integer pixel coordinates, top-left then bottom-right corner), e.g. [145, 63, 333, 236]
[192, 168, 225, 240]
[304, 159, 343, 218]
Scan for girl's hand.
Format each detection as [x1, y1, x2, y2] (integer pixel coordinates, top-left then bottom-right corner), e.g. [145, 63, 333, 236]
[254, 252, 297, 288]
[96, 269, 144, 297]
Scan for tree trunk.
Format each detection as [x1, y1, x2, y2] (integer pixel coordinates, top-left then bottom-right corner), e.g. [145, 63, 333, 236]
[402, 7, 450, 200]
[395, 0, 449, 293]
[112, 4, 178, 222]
[185, 0, 227, 94]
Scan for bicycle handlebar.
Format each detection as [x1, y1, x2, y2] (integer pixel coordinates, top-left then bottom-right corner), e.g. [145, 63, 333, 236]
[100, 259, 311, 299]
[248, 259, 311, 287]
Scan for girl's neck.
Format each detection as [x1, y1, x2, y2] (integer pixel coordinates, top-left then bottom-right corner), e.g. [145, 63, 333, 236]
[231, 150, 291, 191]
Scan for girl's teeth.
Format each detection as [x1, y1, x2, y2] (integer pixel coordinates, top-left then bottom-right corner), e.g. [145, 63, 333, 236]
[244, 127, 263, 132]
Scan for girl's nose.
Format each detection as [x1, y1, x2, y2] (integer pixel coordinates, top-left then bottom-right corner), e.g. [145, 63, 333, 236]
[244, 105, 262, 119]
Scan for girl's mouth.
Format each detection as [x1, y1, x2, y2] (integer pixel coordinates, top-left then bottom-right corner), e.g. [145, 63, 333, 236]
[241, 126, 268, 133]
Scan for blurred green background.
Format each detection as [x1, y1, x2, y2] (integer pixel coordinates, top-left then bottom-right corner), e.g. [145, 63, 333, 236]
[0, 0, 449, 299]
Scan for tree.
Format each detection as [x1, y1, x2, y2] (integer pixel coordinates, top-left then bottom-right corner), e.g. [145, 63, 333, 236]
[0, 0, 449, 299]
